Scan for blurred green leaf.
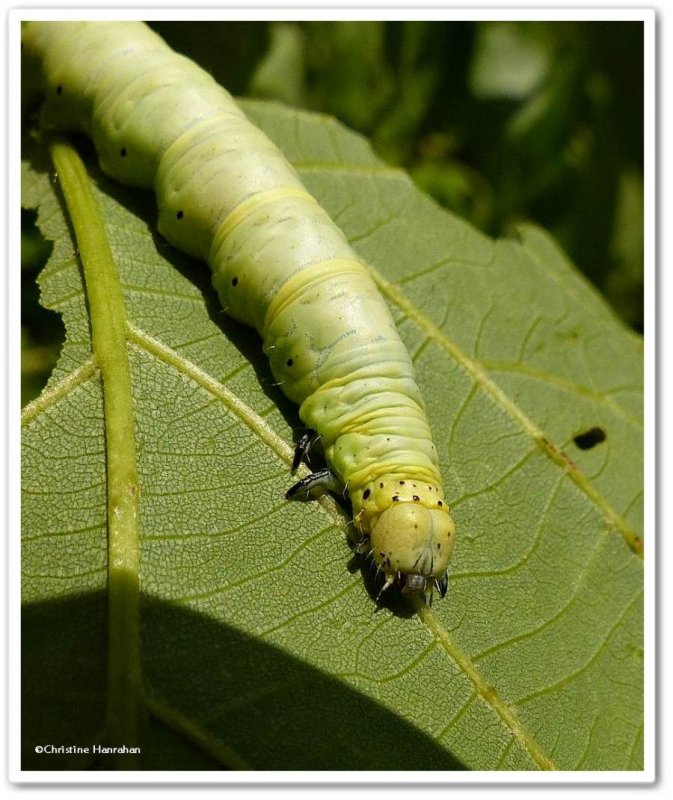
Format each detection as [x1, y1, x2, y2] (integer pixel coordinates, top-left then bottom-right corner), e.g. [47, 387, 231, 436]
[249, 23, 306, 106]
[470, 22, 550, 100]
[607, 168, 645, 329]
[22, 97, 643, 771]
[303, 21, 394, 132]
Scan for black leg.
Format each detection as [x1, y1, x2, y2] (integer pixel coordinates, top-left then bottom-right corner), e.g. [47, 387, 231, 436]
[291, 431, 319, 473]
[435, 574, 449, 598]
[285, 468, 341, 500]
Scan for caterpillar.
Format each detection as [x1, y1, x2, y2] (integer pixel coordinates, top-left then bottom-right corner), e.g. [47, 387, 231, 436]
[22, 20, 456, 600]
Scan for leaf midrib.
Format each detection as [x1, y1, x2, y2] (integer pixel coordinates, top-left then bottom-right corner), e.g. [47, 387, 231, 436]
[47, 138, 142, 759]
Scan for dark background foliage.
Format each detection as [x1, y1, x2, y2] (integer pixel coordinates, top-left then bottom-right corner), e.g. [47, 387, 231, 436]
[22, 20, 644, 406]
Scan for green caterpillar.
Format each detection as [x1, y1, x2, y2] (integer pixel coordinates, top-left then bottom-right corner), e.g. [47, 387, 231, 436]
[23, 20, 456, 599]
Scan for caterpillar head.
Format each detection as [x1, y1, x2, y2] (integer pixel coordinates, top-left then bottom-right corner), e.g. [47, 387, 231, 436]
[369, 502, 455, 599]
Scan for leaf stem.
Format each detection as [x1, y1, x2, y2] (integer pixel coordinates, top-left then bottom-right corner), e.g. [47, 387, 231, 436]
[48, 138, 141, 762]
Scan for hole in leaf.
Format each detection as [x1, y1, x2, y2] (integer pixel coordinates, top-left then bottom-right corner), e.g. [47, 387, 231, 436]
[573, 427, 607, 450]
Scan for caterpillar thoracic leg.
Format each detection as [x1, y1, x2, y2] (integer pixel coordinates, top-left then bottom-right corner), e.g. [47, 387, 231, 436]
[285, 469, 342, 501]
[291, 431, 320, 473]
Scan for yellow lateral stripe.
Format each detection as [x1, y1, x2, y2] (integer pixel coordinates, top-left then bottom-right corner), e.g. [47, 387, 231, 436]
[209, 186, 318, 259]
[262, 257, 370, 338]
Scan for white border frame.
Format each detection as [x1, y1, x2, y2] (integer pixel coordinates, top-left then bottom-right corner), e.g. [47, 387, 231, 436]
[6, 3, 657, 787]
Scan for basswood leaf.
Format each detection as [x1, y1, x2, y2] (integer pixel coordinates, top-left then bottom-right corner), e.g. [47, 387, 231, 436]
[21, 99, 643, 771]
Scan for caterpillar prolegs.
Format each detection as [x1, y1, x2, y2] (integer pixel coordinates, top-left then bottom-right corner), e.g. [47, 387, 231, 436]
[22, 20, 456, 600]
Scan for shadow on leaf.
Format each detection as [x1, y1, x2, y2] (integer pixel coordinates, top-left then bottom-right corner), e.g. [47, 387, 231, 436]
[22, 591, 466, 771]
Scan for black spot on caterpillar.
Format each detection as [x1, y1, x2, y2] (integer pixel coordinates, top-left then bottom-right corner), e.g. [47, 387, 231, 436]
[23, 20, 456, 601]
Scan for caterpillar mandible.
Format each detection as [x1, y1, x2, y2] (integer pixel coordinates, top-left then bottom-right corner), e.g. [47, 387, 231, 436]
[22, 20, 456, 600]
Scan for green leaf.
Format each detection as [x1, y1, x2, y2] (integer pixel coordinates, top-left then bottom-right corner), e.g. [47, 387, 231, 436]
[21, 99, 643, 772]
